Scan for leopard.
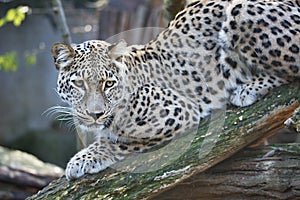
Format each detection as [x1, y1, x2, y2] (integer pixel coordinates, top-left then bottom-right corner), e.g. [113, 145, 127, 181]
[51, 0, 300, 180]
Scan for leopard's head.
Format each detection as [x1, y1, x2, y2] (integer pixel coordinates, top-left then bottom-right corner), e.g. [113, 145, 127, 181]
[51, 40, 130, 131]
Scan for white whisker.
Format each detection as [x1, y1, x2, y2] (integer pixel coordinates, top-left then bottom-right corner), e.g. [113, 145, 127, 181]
[43, 105, 77, 132]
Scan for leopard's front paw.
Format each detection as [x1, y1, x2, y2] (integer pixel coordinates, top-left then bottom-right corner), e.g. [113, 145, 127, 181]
[65, 149, 106, 180]
[229, 85, 260, 107]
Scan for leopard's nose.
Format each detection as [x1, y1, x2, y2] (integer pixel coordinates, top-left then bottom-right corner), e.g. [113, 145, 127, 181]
[87, 111, 105, 120]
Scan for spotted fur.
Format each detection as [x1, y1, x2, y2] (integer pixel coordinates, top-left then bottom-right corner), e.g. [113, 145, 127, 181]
[52, 0, 300, 180]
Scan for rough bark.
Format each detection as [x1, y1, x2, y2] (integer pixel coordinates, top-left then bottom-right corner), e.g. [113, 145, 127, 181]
[27, 82, 300, 200]
[0, 146, 63, 200]
[154, 144, 300, 200]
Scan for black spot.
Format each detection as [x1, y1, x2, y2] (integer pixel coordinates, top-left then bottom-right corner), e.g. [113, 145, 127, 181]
[192, 71, 201, 82]
[156, 128, 163, 135]
[241, 45, 251, 53]
[119, 145, 128, 150]
[223, 68, 230, 79]
[206, 1, 215, 6]
[229, 20, 237, 29]
[231, 4, 242, 16]
[217, 80, 225, 90]
[154, 93, 160, 100]
[256, 6, 264, 14]
[276, 38, 285, 47]
[260, 55, 268, 61]
[291, 14, 300, 24]
[289, 29, 298, 35]
[250, 36, 257, 42]
[257, 19, 269, 27]
[280, 20, 292, 28]
[137, 120, 146, 126]
[202, 96, 211, 104]
[271, 60, 282, 67]
[247, 9, 256, 16]
[253, 27, 262, 33]
[284, 55, 296, 62]
[263, 64, 272, 69]
[175, 21, 182, 29]
[203, 29, 213, 37]
[236, 78, 243, 84]
[289, 65, 299, 73]
[174, 124, 182, 131]
[164, 100, 173, 107]
[204, 40, 217, 50]
[267, 14, 277, 22]
[195, 86, 203, 95]
[159, 109, 170, 118]
[259, 33, 269, 40]
[165, 118, 175, 126]
[271, 26, 283, 35]
[164, 129, 173, 136]
[240, 26, 246, 32]
[212, 7, 223, 18]
[133, 147, 140, 151]
[181, 24, 190, 34]
[225, 57, 237, 68]
[232, 34, 239, 42]
[283, 35, 291, 42]
[147, 143, 157, 147]
[203, 8, 209, 14]
[269, 49, 281, 57]
[181, 70, 189, 76]
[204, 17, 211, 25]
[289, 44, 299, 54]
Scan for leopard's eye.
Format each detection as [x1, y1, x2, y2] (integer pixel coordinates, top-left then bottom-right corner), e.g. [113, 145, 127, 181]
[73, 80, 84, 88]
[104, 80, 116, 89]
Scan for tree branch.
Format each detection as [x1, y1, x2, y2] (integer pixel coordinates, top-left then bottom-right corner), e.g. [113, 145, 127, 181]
[27, 82, 300, 200]
[52, 0, 72, 44]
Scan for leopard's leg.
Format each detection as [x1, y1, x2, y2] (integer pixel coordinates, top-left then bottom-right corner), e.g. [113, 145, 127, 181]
[229, 72, 288, 107]
[65, 137, 129, 180]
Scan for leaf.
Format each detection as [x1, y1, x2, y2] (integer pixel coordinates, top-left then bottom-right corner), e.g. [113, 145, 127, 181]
[25, 53, 36, 66]
[6, 9, 17, 22]
[1, 6, 29, 27]
[0, 18, 6, 27]
[0, 52, 18, 72]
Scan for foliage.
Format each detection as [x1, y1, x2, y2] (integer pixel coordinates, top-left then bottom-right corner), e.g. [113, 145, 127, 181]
[0, 5, 36, 72]
[0, 52, 18, 72]
[25, 52, 37, 66]
[0, 6, 29, 27]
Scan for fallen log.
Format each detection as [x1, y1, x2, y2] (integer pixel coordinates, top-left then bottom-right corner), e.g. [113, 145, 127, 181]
[0, 146, 63, 200]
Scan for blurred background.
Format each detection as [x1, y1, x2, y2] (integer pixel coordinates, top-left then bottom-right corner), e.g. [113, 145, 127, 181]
[0, 0, 167, 168]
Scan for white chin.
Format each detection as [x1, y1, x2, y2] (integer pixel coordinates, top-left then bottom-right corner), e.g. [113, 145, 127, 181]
[76, 124, 105, 133]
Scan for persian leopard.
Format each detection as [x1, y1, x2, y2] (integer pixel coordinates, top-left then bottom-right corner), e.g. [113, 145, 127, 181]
[51, 0, 300, 180]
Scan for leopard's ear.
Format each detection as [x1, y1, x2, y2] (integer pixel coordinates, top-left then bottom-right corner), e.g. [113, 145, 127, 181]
[51, 43, 75, 70]
[108, 40, 130, 61]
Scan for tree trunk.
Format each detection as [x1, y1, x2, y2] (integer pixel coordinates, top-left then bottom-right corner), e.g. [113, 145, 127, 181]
[27, 82, 300, 200]
[153, 144, 300, 200]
